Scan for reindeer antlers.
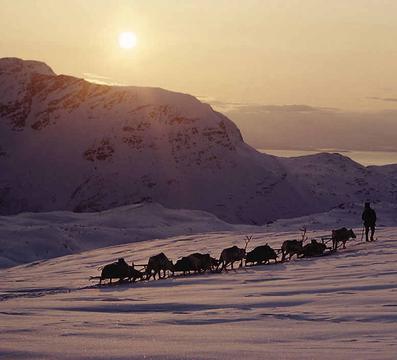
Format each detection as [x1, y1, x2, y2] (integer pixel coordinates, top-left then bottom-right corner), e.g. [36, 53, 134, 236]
[244, 235, 252, 250]
[300, 226, 308, 242]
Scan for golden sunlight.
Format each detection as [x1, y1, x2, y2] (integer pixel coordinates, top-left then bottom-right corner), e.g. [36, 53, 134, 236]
[118, 32, 137, 49]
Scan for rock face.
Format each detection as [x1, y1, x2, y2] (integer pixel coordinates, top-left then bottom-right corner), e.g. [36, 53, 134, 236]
[0, 58, 396, 223]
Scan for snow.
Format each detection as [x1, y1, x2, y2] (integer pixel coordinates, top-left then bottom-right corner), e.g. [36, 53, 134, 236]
[1, 200, 395, 270]
[1, 58, 397, 225]
[1, 57, 397, 359]
[1, 204, 396, 359]
[0, 202, 238, 268]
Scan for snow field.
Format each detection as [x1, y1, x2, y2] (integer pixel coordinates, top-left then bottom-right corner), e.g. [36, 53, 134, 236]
[1, 224, 396, 359]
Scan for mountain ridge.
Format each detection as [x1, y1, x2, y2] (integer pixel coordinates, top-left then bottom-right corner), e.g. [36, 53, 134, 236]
[0, 58, 396, 223]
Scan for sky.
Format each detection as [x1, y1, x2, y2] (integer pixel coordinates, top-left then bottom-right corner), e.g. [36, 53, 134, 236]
[1, 0, 397, 112]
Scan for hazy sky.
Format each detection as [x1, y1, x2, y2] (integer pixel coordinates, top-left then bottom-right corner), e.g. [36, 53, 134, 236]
[1, 0, 397, 111]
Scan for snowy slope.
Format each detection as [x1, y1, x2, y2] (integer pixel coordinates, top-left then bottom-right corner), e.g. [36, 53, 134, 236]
[1, 57, 396, 224]
[1, 200, 395, 270]
[1, 210, 396, 359]
[0, 202, 239, 268]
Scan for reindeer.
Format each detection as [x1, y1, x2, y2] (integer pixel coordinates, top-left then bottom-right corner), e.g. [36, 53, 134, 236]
[99, 258, 130, 285]
[299, 240, 327, 257]
[281, 240, 303, 262]
[218, 235, 251, 271]
[174, 255, 201, 275]
[280, 227, 308, 262]
[188, 253, 218, 273]
[146, 253, 174, 280]
[127, 262, 145, 283]
[332, 228, 356, 250]
[174, 253, 218, 275]
[245, 244, 278, 265]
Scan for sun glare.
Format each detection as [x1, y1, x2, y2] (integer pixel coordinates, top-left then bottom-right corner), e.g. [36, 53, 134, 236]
[118, 32, 137, 49]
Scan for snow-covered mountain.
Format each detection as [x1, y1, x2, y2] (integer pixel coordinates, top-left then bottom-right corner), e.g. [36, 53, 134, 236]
[0, 57, 396, 224]
[279, 153, 397, 210]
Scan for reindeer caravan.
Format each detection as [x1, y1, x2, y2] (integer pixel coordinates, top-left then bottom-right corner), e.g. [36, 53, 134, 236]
[90, 227, 357, 286]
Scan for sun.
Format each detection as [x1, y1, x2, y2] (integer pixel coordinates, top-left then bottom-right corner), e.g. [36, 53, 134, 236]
[118, 32, 137, 49]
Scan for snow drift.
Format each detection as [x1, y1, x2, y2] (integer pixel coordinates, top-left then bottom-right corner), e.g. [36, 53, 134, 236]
[0, 202, 238, 268]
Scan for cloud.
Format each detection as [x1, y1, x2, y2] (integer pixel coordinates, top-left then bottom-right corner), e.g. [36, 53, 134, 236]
[197, 97, 335, 114]
[83, 73, 112, 80]
[83, 73, 126, 86]
[196, 97, 246, 112]
[229, 104, 326, 113]
[367, 96, 397, 103]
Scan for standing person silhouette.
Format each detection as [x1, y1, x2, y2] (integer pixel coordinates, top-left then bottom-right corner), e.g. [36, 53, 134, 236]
[362, 202, 377, 242]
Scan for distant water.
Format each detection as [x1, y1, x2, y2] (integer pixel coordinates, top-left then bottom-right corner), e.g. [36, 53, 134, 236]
[258, 149, 397, 166]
